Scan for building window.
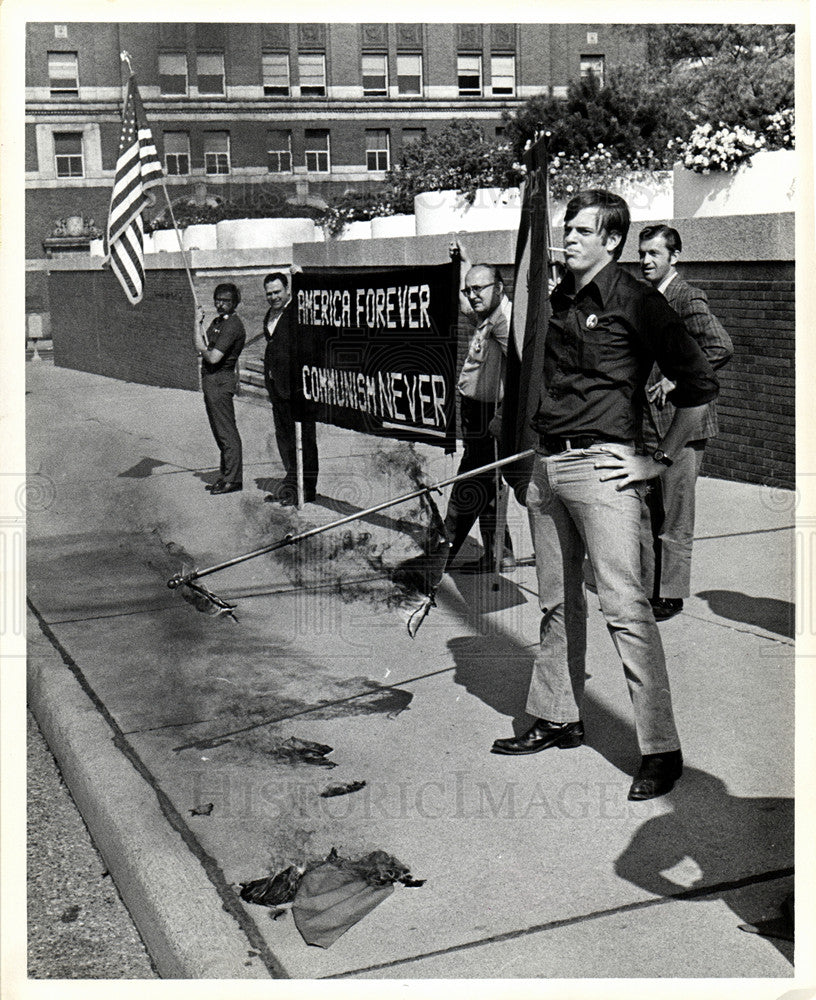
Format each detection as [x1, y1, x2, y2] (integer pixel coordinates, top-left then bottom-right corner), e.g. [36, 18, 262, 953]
[267, 130, 292, 172]
[402, 127, 426, 147]
[362, 53, 387, 96]
[54, 25, 68, 38]
[48, 52, 78, 95]
[304, 129, 330, 172]
[263, 52, 290, 96]
[396, 54, 422, 95]
[457, 54, 482, 96]
[53, 132, 84, 177]
[196, 52, 225, 95]
[163, 132, 190, 175]
[299, 53, 326, 96]
[580, 55, 605, 87]
[366, 129, 390, 171]
[491, 55, 515, 96]
[204, 131, 230, 174]
[159, 52, 188, 95]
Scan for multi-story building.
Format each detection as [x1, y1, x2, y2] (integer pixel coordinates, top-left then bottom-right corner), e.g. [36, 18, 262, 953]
[26, 22, 641, 259]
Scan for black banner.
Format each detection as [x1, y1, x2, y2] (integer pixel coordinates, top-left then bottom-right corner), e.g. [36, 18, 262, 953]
[291, 264, 458, 450]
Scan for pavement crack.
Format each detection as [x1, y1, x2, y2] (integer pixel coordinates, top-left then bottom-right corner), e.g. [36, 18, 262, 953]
[327, 866, 794, 978]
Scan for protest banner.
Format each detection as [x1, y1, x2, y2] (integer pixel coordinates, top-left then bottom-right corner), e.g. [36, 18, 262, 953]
[290, 264, 458, 451]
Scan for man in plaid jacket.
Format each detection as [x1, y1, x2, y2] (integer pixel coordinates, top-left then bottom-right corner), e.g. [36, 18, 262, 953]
[638, 225, 733, 621]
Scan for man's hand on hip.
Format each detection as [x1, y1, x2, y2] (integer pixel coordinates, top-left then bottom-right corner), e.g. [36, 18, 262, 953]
[593, 445, 664, 490]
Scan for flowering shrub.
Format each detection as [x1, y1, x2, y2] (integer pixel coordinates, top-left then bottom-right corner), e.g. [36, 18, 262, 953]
[673, 122, 765, 174]
[764, 107, 795, 150]
[315, 189, 413, 237]
[546, 144, 665, 201]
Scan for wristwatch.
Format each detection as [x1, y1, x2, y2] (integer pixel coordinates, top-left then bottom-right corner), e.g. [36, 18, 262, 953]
[652, 449, 673, 468]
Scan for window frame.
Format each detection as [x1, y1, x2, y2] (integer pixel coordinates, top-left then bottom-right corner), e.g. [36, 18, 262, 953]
[365, 128, 390, 172]
[298, 53, 327, 97]
[362, 53, 388, 96]
[304, 129, 330, 173]
[53, 131, 84, 178]
[580, 54, 605, 88]
[457, 53, 482, 96]
[262, 51, 291, 96]
[158, 51, 189, 96]
[267, 130, 293, 173]
[163, 131, 190, 176]
[490, 54, 515, 96]
[396, 53, 422, 95]
[203, 131, 231, 175]
[48, 51, 79, 96]
[196, 51, 225, 96]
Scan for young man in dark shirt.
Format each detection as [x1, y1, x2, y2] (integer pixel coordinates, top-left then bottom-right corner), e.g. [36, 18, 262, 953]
[491, 190, 719, 801]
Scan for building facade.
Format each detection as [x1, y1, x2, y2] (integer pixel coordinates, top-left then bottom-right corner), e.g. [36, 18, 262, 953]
[25, 21, 640, 259]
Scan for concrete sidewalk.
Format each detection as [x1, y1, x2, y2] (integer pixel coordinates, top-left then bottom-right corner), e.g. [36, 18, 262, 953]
[25, 361, 799, 987]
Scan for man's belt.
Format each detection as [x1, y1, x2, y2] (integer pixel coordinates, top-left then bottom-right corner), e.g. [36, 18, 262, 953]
[539, 434, 626, 453]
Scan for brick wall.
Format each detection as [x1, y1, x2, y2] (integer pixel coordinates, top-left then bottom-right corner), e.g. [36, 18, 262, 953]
[683, 262, 794, 489]
[621, 260, 795, 489]
[50, 268, 199, 391]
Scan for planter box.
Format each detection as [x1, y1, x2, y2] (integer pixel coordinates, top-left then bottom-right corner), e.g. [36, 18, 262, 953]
[151, 228, 182, 252]
[335, 219, 373, 241]
[216, 217, 317, 249]
[370, 214, 416, 238]
[182, 224, 217, 251]
[414, 187, 522, 236]
[673, 149, 796, 218]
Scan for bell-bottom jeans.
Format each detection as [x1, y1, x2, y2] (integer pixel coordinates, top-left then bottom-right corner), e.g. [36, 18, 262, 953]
[525, 444, 681, 755]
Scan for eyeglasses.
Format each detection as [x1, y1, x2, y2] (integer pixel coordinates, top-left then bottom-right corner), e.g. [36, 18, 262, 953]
[463, 282, 496, 297]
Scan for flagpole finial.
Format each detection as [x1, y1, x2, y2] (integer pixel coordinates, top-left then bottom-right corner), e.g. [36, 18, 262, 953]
[120, 50, 133, 73]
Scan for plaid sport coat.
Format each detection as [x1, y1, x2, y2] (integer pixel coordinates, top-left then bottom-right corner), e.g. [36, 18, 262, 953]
[646, 274, 733, 440]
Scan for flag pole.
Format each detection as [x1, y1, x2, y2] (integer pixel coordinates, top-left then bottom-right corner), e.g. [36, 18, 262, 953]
[119, 50, 201, 314]
[168, 447, 536, 590]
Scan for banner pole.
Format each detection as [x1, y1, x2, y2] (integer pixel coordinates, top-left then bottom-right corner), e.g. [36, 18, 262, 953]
[295, 422, 305, 509]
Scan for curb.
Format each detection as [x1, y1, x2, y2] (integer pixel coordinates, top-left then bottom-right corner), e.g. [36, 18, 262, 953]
[26, 603, 287, 980]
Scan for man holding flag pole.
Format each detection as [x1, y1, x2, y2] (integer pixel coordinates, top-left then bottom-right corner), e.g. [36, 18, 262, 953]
[492, 136, 720, 802]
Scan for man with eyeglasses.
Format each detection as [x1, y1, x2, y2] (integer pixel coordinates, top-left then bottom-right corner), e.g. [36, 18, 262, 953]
[443, 242, 515, 574]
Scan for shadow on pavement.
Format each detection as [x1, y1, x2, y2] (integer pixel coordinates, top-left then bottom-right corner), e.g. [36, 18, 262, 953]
[696, 590, 795, 638]
[615, 765, 794, 963]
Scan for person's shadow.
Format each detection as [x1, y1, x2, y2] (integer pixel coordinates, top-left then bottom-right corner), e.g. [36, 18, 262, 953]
[697, 589, 794, 639]
[615, 766, 794, 962]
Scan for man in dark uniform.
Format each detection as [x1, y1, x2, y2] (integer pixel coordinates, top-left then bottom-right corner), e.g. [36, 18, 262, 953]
[262, 271, 318, 505]
[491, 190, 719, 802]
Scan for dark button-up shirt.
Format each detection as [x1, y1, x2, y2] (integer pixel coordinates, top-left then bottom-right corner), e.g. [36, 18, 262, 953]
[532, 261, 719, 441]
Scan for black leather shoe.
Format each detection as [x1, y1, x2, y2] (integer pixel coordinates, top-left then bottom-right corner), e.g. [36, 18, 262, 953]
[275, 488, 317, 507]
[491, 719, 584, 755]
[206, 478, 225, 492]
[210, 481, 242, 495]
[650, 597, 683, 621]
[627, 749, 683, 800]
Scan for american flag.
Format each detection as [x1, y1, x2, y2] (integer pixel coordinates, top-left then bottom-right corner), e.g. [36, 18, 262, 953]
[106, 74, 164, 304]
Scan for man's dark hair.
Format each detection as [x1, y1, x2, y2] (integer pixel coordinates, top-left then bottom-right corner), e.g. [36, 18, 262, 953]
[264, 271, 289, 288]
[564, 189, 630, 261]
[213, 282, 241, 306]
[639, 224, 682, 255]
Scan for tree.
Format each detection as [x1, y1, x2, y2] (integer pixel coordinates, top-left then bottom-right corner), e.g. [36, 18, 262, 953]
[621, 24, 795, 131]
[503, 66, 688, 169]
[387, 120, 520, 203]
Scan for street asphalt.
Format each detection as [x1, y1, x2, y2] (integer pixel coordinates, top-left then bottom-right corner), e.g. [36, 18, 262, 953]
[23, 358, 807, 994]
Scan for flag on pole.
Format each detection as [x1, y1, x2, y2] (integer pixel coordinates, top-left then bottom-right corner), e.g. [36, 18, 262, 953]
[106, 73, 163, 304]
[499, 134, 552, 498]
